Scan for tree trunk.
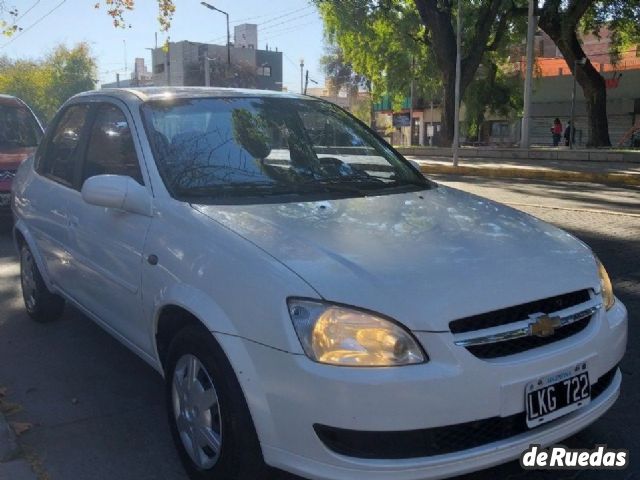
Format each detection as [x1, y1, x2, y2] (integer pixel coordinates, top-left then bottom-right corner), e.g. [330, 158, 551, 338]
[539, 11, 611, 147]
[582, 70, 610, 147]
[439, 70, 456, 146]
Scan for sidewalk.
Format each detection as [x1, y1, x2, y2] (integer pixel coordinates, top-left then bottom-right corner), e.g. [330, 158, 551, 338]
[0, 401, 37, 480]
[405, 155, 640, 187]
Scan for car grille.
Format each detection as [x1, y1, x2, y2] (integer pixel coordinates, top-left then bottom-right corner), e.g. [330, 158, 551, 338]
[466, 315, 592, 359]
[449, 290, 591, 334]
[0, 169, 16, 182]
[449, 289, 593, 359]
[314, 365, 619, 460]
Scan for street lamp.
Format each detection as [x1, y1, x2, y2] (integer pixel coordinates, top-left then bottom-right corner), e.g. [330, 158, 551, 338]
[569, 57, 587, 150]
[201, 2, 230, 65]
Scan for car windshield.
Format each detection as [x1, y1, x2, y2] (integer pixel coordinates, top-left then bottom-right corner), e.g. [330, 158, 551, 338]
[0, 104, 42, 148]
[141, 96, 429, 203]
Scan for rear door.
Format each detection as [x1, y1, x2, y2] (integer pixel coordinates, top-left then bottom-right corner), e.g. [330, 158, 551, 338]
[65, 101, 153, 351]
[26, 104, 91, 291]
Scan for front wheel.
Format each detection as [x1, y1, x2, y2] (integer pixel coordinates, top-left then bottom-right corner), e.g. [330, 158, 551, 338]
[20, 244, 65, 322]
[165, 325, 269, 480]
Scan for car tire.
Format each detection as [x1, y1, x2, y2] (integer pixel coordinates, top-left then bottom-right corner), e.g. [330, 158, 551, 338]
[19, 244, 65, 322]
[165, 324, 270, 480]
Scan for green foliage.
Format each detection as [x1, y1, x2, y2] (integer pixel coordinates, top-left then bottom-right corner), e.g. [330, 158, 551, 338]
[582, 1, 640, 64]
[316, 0, 440, 109]
[0, 43, 96, 121]
[463, 60, 523, 139]
[320, 44, 369, 96]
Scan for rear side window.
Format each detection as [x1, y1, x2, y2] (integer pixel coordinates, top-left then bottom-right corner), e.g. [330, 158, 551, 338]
[0, 104, 42, 148]
[40, 105, 90, 187]
[82, 104, 143, 184]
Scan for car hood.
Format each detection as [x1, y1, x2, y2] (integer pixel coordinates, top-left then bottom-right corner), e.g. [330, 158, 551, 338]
[193, 185, 599, 331]
[0, 147, 34, 191]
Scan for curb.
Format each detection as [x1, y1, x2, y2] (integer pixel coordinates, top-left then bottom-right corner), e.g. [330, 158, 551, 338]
[0, 412, 20, 463]
[418, 164, 640, 187]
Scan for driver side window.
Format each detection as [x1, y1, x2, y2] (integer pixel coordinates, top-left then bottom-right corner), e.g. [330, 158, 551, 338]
[82, 104, 143, 185]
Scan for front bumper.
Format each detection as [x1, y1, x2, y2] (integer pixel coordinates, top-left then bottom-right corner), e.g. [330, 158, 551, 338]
[218, 298, 627, 480]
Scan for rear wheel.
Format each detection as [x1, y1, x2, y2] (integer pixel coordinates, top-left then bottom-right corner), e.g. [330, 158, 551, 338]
[19, 244, 65, 322]
[165, 325, 269, 480]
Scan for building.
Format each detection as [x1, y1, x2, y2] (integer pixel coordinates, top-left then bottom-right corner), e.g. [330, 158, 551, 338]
[305, 85, 351, 109]
[494, 29, 640, 146]
[101, 58, 153, 89]
[374, 28, 640, 147]
[373, 95, 445, 147]
[150, 24, 283, 91]
[132, 58, 153, 86]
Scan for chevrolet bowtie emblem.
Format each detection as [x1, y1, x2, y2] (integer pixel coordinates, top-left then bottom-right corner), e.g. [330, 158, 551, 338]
[529, 314, 562, 338]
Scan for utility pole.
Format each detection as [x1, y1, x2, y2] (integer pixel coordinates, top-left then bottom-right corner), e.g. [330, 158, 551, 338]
[201, 2, 230, 65]
[452, 0, 462, 166]
[123, 40, 127, 72]
[521, 0, 536, 149]
[166, 37, 171, 86]
[304, 70, 309, 95]
[116, 73, 120, 87]
[205, 55, 210, 87]
[430, 99, 434, 146]
[409, 56, 415, 146]
[300, 58, 304, 94]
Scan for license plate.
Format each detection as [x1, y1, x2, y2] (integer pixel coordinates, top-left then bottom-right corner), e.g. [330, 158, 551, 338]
[525, 363, 590, 428]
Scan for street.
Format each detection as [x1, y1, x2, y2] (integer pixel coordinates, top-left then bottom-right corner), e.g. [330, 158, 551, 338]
[0, 176, 638, 480]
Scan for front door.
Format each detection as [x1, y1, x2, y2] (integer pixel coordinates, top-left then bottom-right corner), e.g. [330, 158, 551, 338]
[66, 102, 153, 351]
[27, 104, 91, 292]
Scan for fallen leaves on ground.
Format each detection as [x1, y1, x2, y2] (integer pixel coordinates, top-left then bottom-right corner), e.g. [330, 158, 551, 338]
[9, 421, 33, 436]
[0, 398, 22, 415]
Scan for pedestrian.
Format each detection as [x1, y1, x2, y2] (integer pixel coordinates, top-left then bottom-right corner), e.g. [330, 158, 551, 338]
[564, 121, 574, 146]
[551, 118, 562, 146]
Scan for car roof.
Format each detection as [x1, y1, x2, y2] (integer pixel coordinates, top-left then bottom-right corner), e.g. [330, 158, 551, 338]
[74, 86, 309, 104]
[0, 94, 27, 108]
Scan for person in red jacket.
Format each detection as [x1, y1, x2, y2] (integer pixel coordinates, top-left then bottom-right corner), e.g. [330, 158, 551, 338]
[550, 118, 562, 146]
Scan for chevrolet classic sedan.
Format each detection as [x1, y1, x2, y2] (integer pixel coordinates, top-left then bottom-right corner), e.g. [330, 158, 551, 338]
[12, 87, 627, 480]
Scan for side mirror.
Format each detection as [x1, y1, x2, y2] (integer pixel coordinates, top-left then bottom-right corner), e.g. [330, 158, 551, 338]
[81, 175, 152, 217]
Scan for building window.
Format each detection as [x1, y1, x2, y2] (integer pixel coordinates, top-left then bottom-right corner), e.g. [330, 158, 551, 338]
[154, 63, 165, 74]
[257, 64, 271, 77]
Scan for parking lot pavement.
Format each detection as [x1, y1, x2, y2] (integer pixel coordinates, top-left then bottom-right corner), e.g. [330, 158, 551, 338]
[0, 177, 637, 480]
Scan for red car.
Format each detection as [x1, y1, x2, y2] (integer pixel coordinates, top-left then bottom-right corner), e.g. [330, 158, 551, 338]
[0, 95, 43, 219]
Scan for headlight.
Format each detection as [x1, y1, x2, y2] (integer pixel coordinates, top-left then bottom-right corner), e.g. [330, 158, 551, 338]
[596, 259, 615, 310]
[287, 299, 426, 367]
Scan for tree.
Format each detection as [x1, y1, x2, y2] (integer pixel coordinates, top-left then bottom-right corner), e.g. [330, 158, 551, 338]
[538, 0, 640, 147]
[320, 44, 376, 125]
[320, 45, 369, 97]
[464, 59, 522, 141]
[0, 43, 96, 121]
[1, 0, 174, 35]
[315, 0, 524, 145]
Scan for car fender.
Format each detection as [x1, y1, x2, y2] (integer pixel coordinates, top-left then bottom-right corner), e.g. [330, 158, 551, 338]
[13, 219, 54, 291]
[151, 282, 242, 341]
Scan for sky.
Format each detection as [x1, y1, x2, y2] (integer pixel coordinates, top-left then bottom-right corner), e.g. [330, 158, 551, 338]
[0, 0, 327, 92]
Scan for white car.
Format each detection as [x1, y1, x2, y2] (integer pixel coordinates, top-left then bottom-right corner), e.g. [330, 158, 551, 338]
[12, 87, 627, 480]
